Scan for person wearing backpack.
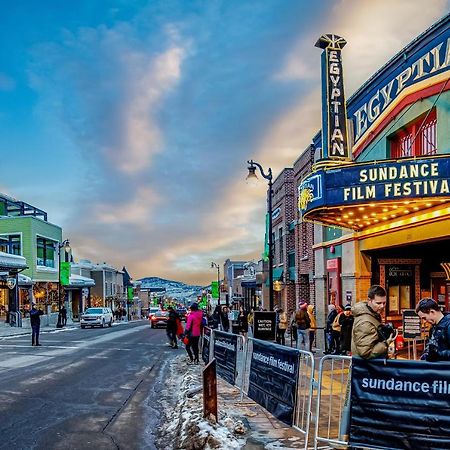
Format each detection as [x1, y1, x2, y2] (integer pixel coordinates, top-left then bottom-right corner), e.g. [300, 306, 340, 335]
[295, 302, 311, 350]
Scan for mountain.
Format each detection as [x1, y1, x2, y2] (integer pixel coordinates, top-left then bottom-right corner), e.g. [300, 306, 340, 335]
[137, 276, 204, 302]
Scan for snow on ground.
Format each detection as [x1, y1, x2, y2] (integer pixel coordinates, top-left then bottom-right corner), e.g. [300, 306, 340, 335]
[155, 354, 248, 449]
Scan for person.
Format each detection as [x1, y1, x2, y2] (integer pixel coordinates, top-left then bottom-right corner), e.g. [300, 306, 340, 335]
[247, 308, 254, 336]
[211, 305, 221, 329]
[325, 304, 338, 354]
[307, 304, 317, 352]
[184, 302, 203, 364]
[351, 285, 394, 359]
[166, 307, 179, 349]
[331, 306, 343, 354]
[290, 309, 298, 346]
[295, 302, 311, 350]
[339, 304, 354, 355]
[237, 306, 248, 337]
[416, 298, 450, 362]
[30, 302, 44, 346]
[220, 306, 230, 332]
[61, 305, 67, 326]
[276, 308, 288, 345]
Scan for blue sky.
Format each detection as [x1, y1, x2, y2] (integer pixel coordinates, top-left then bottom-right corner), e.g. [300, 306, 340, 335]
[1, 0, 449, 285]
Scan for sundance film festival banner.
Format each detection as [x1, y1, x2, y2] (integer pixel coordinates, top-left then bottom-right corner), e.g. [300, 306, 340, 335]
[213, 331, 238, 385]
[202, 327, 211, 365]
[248, 340, 300, 425]
[350, 358, 450, 449]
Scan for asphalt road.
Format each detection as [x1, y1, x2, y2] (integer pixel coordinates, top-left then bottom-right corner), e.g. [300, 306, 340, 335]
[0, 321, 179, 450]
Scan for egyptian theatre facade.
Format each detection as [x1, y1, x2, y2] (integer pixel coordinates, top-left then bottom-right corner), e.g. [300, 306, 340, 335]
[298, 14, 450, 327]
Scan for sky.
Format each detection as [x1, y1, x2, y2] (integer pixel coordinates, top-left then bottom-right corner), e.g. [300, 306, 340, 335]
[1, 0, 449, 285]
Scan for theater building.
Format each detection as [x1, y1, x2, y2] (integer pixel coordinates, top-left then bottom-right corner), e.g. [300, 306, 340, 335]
[299, 14, 450, 327]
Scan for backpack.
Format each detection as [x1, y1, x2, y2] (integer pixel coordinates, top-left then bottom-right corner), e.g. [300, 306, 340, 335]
[295, 310, 311, 330]
[332, 312, 342, 332]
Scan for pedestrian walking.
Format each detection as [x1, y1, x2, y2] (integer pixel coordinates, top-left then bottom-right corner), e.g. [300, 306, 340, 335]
[61, 305, 67, 326]
[166, 307, 179, 349]
[220, 306, 230, 332]
[184, 302, 203, 364]
[339, 304, 354, 355]
[307, 304, 317, 352]
[247, 308, 254, 336]
[351, 285, 394, 359]
[324, 304, 338, 353]
[276, 308, 288, 345]
[290, 309, 298, 346]
[237, 306, 248, 337]
[30, 302, 43, 346]
[416, 297, 450, 362]
[295, 302, 311, 350]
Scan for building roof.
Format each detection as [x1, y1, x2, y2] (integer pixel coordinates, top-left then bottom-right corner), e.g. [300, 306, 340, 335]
[0, 251, 27, 270]
[69, 274, 95, 287]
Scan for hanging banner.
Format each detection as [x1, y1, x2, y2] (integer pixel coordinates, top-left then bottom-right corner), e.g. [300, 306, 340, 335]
[213, 330, 238, 385]
[211, 281, 219, 299]
[248, 340, 300, 426]
[350, 358, 450, 449]
[253, 311, 276, 341]
[59, 262, 71, 286]
[202, 327, 211, 364]
[315, 34, 349, 161]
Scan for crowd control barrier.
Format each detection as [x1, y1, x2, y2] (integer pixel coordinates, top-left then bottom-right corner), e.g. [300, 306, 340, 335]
[313, 355, 352, 450]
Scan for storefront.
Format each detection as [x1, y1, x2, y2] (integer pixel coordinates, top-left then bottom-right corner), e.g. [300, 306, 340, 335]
[298, 16, 450, 326]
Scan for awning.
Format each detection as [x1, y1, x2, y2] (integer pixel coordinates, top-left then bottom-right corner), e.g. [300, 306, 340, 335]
[0, 251, 27, 270]
[266, 268, 284, 286]
[68, 274, 95, 288]
[18, 273, 32, 285]
[241, 281, 257, 288]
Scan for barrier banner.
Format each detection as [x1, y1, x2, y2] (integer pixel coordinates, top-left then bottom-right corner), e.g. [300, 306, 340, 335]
[213, 331, 238, 385]
[248, 340, 300, 425]
[350, 358, 450, 449]
[202, 327, 211, 364]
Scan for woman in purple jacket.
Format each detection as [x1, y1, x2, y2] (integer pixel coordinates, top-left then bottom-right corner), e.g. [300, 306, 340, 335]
[185, 303, 203, 364]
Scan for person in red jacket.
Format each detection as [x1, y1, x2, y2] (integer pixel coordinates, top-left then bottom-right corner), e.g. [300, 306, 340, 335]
[185, 302, 203, 364]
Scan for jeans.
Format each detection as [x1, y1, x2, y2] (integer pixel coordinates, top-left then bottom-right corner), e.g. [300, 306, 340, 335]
[276, 328, 286, 345]
[31, 325, 40, 346]
[297, 328, 309, 350]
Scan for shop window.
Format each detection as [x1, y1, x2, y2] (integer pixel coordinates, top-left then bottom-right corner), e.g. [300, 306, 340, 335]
[390, 109, 437, 158]
[36, 237, 56, 268]
[0, 234, 21, 255]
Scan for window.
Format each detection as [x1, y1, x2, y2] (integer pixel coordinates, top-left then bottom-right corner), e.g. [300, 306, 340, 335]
[0, 234, 21, 255]
[36, 237, 56, 268]
[390, 109, 437, 158]
[279, 228, 284, 263]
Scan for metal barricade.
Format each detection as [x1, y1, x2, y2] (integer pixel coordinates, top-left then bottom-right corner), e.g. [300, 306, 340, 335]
[292, 349, 315, 450]
[210, 329, 246, 389]
[313, 355, 352, 450]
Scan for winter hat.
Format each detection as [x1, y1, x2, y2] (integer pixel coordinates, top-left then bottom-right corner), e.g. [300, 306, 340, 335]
[190, 302, 199, 311]
[328, 304, 336, 313]
[344, 304, 352, 311]
[300, 302, 308, 310]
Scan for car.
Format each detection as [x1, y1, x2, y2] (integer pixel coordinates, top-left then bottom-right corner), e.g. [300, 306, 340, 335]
[80, 307, 113, 328]
[150, 310, 169, 328]
[176, 308, 187, 321]
[148, 307, 161, 319]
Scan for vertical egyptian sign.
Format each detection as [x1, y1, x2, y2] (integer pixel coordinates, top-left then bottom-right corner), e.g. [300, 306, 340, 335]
[315, 34, 350, 161]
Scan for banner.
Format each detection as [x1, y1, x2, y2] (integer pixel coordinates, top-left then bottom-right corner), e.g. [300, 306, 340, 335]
[213, 330, 238, 385]
[350, 358, 450, 449]
[248, 340, 300, 425]
[211, 281, 219, 299]
[253, 311, 276, 341]
[59, 262, 71, 286]
[202, 327, 211, 364]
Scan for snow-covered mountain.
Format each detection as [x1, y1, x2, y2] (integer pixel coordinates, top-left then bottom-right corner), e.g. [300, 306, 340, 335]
[137, 276, 204, 302]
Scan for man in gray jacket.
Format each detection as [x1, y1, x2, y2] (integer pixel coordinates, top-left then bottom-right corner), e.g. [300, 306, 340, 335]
[351, 285, 394, 359]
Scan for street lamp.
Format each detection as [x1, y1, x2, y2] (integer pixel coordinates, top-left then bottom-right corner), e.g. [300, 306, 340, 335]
[211, 262, 221, 306]
[246, 159, 274, 311]
[56, 239, 71, 328]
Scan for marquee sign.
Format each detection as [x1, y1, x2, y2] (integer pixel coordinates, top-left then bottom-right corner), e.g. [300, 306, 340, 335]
[315, 34, 350, 161]
[298, 155, 450, 230]
[348, 23, 450, 154]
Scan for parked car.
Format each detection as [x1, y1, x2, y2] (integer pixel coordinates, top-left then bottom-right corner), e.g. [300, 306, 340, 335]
[150, 310, 169, 328]
[148, 307, 161, 319]
[176, 307, 187, 321]
[80, 307, 113, 328]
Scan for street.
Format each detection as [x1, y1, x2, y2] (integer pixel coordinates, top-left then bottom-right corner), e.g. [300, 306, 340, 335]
[0, 321, 177, 450]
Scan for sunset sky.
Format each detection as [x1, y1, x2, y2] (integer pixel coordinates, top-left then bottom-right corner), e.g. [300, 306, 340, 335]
[1, 0, 449, 285]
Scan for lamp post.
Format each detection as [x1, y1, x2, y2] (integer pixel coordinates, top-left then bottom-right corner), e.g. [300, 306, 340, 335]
[246, 160, 274, 311]
[56, 239, 71, 328]
[211, 262, 221, 306]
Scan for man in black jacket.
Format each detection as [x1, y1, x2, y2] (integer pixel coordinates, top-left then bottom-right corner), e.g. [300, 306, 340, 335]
[166, 307, 179, 349]
[416, 298, 450, 362]
[30, 302, 44, 346]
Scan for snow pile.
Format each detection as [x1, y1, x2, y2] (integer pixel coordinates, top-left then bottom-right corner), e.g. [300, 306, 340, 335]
[156, 355, 247, 449]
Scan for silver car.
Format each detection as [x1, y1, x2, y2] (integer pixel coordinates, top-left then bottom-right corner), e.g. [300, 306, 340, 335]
[80, 307, 113, 328]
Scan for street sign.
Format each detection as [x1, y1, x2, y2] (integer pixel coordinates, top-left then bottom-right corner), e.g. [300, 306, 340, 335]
[402, 309, 421, 339]
[253, 311, 276, 341]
